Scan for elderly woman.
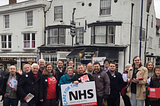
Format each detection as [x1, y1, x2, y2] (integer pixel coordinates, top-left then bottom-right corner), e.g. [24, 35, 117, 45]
[59, 66, 74, 106]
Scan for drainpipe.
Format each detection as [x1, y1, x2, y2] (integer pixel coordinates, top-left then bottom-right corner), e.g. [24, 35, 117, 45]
[129, 3, 134, 63]
[144, 14, 149, 65]
[139, 0, 144, 57]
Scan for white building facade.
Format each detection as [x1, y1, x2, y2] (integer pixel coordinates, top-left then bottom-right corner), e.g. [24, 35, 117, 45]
[0, 0, 48, 70]
[39, 0, 159, 73]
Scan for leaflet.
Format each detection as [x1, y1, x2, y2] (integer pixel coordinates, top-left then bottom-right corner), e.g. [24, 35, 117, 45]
[7, 77, 18, 88]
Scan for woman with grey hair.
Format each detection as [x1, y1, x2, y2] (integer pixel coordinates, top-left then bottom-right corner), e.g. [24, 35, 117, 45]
[121, 63, 131, 106]
[59, 66, 74, 106]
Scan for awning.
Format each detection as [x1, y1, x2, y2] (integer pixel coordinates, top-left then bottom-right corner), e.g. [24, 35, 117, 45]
[66, 49, 84, 58]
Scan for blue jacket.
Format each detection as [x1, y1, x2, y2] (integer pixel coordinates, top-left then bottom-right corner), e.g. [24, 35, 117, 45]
[59, 74, 74, 87]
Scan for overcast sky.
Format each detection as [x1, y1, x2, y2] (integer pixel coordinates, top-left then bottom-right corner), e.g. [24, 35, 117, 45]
[0, 0, 160, 18]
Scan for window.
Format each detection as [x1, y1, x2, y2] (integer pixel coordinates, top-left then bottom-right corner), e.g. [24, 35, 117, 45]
[148, 37, 152, 48]
[151, 15, 153, 28]
[26, 11, 33, 26]
[23, 33, 35, 48]
[95, 26, 106, 43]
[54, 6, 63, 20]
[76, 28, 84, 44]
[100, 0, 111, 15]
[48, 28, 65, 44]
[108, 26, 115, 43]
[43, 53, 57, 68]
[1, 35, 12, 49]
[91, 25, 115, 44]
[4, 15, 9, 28]
[140, 28, 145, 41]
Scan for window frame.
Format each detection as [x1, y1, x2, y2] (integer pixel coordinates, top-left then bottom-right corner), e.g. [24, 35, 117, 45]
[47, 28, 66, 45]
[76, 27, 84, 44]
[148, 36, 152, 49]
[54, 6, 63, 20]
[1, 35, 12, 49]
[100, 0, 111, 15]
[4, 15, 9, 29]
[91, 25, 115, 44]
[26, 11, 33, 27]
[23, 33, 35, 49]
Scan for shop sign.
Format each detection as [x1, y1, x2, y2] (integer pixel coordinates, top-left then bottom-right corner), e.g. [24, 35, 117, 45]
[92, 57, 106, 65]
[21, 58, 36, 62]
[83, 52, 95, 59]
[0, 57, 17, 61]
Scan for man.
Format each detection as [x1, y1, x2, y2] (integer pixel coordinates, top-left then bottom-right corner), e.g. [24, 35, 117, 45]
[85, 63, 93, 74]
[38, 59, 45, 75]
[107, 62, 124, 106]
[0, 67, 4, 89]
[55, 60, 66, 103]
[104, 59, 110, 72]
[23, 64, 31, 73]
[18, 63, 42, 106]
[72, 64, 94, 84]
[92, 62, 110, 106]
[1, 65, 21, 106]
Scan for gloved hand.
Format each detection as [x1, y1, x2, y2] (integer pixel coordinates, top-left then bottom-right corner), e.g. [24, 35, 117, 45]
[103, 94, 109, 101]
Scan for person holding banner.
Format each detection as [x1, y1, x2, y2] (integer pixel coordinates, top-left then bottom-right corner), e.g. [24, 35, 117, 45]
[126, 56, 148, 106]
[148, 66, 160, 106]
[92, 62, 110, 106]
[18, 63, 42, 106]
[59, 66, 75, 106]
[39, 63, 57, 106]
[1, 65, 21, 106]
[72, 64, 94, 84]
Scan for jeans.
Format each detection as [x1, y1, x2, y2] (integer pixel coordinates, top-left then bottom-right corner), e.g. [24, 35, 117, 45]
[3, 97, 18, 106]
[21, 102, 36, 106]
[130, 93, 144, 106]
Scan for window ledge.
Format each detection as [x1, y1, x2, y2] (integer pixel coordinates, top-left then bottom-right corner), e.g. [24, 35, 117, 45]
[54, 19, 63, 22]
[99, 15, 112, 17]
[1, 48, 12, 51]
[23, 48, 35, 50]
[3, 28, 10, 31]
[25, 26, 33, 29]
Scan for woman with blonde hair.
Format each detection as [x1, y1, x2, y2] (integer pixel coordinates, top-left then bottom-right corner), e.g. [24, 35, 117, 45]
[39, 63, 57, 106]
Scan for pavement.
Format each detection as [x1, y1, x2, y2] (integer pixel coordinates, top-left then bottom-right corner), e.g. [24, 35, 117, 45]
[0, 96, 125, 106]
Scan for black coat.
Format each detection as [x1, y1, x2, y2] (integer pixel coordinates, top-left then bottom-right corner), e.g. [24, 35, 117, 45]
[107, 71, 124, 98]
[0, 72, 21, 99]
[55, 67, 66, 100]
[17, 71, 42, 104]
[39, 75, 58, 101]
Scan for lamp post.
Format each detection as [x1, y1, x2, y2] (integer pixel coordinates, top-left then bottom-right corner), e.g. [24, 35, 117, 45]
[70, 8, 76, 46]
[139, 0, 144, 57]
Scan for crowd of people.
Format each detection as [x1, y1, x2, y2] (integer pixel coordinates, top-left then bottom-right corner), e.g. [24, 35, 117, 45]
[0, 56, 159, 106]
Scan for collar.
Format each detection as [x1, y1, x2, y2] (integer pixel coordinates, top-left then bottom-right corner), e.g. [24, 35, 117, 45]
[10, 73, 16, 77]
[78, 72, 85, 75]
[40, 67, 45, 71]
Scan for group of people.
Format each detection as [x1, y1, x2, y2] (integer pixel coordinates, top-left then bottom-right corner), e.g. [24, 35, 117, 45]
[0, 56, 159, 106]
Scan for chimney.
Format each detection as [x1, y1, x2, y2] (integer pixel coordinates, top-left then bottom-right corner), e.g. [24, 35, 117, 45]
[9, 0, 17, 4]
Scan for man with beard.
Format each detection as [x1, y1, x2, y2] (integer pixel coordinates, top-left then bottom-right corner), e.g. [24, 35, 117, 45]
[55, 60, 66, 104]
[92, 62, 110, 106]
[107, 62, 124, 106]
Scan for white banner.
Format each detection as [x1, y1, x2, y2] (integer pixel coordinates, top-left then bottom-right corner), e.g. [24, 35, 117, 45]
[61, 81, 97, 106]
[92, 57, 106, 65]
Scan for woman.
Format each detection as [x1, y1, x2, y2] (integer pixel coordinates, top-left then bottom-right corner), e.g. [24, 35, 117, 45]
[59, 66, 75, 106]
[145, 62, 154, 106]
[40, 63, 57, 106]
[149, 66, 160, 106]
[121, 64, 131, 106]
[126, 56, 148, 106]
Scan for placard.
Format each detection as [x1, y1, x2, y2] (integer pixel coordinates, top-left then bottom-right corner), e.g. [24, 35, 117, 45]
[148, 87, 160, 98]
[61, 81, 97, 106]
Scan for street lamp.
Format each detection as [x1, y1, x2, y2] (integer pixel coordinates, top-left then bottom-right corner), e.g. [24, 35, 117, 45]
[70, 8, 76, 46]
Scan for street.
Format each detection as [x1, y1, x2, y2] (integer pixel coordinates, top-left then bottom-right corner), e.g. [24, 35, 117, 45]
[0, 96, 125, 106]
